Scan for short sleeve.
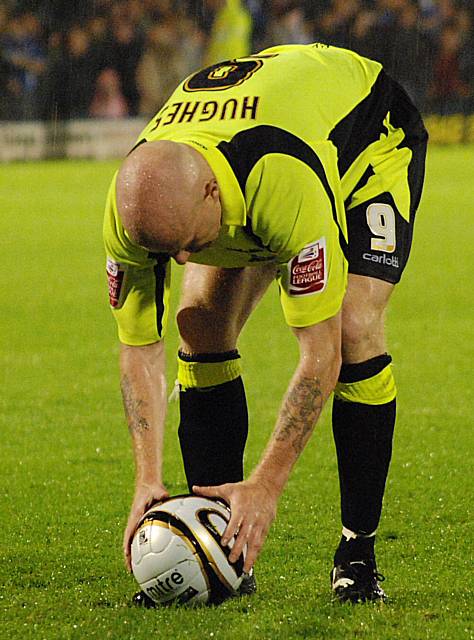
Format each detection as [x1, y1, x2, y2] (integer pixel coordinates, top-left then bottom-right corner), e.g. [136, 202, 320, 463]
[277, 230, 347, 327]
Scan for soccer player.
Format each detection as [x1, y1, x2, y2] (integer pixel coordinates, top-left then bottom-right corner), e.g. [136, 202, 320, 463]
[103, 43, 427, 604]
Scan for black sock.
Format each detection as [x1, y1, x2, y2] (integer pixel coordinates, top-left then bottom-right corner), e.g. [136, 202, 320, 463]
[334, 534, 375, 565]
[332, 355, 396, 550]
[178, 377, 248, 490]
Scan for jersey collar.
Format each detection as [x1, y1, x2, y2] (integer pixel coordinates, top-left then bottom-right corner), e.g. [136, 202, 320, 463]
[184, 142, 247, 227]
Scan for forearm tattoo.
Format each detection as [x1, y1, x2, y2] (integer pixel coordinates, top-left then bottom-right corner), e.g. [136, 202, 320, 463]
[275, 377, 324, 454]
[120, 374, 150, 433]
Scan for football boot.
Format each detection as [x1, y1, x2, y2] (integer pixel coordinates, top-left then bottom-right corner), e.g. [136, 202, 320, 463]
[237, 571, 257, 595]
[132, 590, 157, 608]
[331, 559, 387, 603]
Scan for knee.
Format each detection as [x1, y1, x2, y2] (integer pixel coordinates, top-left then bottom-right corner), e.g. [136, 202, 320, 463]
[177, 305, 238, 353]
[341, 275, 393, 361]
[341, 305, 386, 361]
[342, 305, 383, 343]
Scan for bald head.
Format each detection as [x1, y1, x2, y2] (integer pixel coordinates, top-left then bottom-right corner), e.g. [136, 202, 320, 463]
[116, 141, 221, 257]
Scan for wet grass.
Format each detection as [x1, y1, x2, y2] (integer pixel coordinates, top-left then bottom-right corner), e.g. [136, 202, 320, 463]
[1, 146, 473, 638]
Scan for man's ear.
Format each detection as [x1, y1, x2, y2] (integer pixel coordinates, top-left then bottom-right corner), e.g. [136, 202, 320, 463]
[205, 178, 220, 201]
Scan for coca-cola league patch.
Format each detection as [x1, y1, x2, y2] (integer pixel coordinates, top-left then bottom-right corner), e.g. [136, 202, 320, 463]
[288, 238, 327, 296]
[106, 257, 125, 308]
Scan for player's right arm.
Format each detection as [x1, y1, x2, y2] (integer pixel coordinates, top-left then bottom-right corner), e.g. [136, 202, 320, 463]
[120, 341, 170, 572]
[103, 173, 172, 570]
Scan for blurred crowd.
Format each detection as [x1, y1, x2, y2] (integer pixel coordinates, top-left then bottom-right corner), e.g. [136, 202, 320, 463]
[1, 0, 473, 121]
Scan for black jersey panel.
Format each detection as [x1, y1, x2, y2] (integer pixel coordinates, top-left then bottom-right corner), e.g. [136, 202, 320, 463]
[217, 125, 348, 258]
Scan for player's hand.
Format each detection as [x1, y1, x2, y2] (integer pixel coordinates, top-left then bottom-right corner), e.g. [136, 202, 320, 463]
[193, 479, 278, 573]
[123, 482, 169, 572]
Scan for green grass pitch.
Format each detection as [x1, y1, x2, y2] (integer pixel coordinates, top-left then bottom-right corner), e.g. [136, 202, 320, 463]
[1, 145, 473, 639]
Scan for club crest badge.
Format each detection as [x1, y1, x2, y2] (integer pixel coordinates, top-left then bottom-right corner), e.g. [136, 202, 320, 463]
[288, 238, 327, 296]
[106, 257, 125, 308]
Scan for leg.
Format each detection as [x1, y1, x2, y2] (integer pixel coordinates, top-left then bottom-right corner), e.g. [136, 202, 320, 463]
[331, 74, 427, 601]
[333, 274, 396, 565]
[176, 263, 277, 490]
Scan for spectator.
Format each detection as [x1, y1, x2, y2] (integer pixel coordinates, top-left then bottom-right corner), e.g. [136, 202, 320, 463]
[136, 18, 190, 117]
[348, 7, 381, 60]
[0, 49, 15, 120]
[89, 67, 129, 118]
[203, 0, 252, 66]
[86, 14, 110, 70]
[0, 10, 46, 120]
[246, 0, 270, 51]
[388, 2, 432, 109]
[179, 14, 206, 75]
[108, 17, 144, 116]
[49, 25, 101, 119]
[362, 1, 433, 109]
[38, 30, 63, 121]
[0, 6, 14, 120]
[421, 0, 459, 35]
[265, 0, 313, 46]
[144, 0, 177, 21]
[314, 0, 363, 49]
[428, 19, 473, 114]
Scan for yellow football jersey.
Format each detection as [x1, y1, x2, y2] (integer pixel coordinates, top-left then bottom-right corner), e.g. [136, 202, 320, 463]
[104, 44, 392, 345]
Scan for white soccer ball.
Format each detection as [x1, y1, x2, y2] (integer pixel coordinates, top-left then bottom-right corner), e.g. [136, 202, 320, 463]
[131, 495, 245, 606]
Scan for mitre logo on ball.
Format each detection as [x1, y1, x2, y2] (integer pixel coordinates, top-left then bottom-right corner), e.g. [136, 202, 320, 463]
[288, 238, 327, 296]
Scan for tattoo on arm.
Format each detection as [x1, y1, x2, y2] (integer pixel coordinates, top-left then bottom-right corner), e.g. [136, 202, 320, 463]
[275, 377, 323, 454]
[120, 374, 150, 433]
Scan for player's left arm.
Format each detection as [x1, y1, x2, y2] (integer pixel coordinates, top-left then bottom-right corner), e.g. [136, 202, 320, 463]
[195, 310, 341, 572]
[195, 141, 346, 571]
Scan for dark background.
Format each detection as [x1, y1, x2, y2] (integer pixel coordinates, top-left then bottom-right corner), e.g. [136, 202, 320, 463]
[1, 0, 473, 121]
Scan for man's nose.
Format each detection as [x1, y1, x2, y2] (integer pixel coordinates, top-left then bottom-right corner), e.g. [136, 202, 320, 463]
[173, 250, 191, 265]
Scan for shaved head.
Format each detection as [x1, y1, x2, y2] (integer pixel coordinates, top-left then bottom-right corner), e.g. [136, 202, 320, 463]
[116, 141, 221, 256]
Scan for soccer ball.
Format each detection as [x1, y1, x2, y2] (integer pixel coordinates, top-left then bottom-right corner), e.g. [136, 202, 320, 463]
[131, 495, 245, 606]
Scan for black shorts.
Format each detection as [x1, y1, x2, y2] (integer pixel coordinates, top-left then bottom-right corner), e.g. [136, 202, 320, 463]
[330, 71, 428, 284]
